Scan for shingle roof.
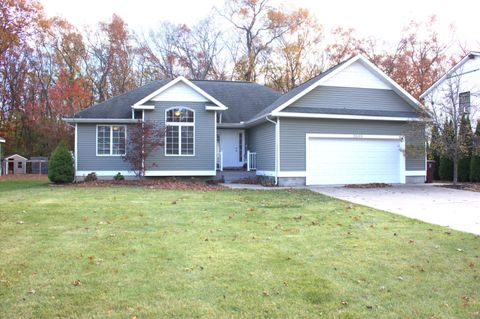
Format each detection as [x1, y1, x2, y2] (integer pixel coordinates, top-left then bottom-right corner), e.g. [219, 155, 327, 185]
[192, 80, 281, 122]
[72, 79, 281, 123]
[251, 58, 352, 120]
[73, 80, 170, 119]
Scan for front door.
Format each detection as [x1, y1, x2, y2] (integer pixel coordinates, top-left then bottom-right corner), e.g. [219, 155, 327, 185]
[218, 129, 245, 168]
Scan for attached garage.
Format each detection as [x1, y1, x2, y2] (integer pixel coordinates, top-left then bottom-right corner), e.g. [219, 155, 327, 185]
[305, 134, 405, 185]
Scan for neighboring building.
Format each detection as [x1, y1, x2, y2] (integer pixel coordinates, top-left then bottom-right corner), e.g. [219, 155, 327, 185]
[4, 154, 27, 175]
[0, 137, 4, 175]
[421, 51, 480, 124]
[64, 54, 426, 186]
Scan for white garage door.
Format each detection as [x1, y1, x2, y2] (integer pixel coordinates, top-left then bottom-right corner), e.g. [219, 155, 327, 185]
[306, 135, 403, 185]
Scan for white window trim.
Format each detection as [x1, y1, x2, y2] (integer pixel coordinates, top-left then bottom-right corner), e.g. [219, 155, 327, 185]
[164, 107, 195, 157]
[96, 124, 127, 157]
[131, 109, 144, 121]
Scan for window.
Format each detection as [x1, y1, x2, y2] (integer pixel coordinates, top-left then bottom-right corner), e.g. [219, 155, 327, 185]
[97, 125, 126, 156]
[459, 91, 471, 114]
[165, 108, 194, 155]
[18, 161, 22, 169]
[133, 110, 143, 120]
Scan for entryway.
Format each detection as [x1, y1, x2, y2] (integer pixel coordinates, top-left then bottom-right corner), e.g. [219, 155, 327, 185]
[217, 129, 245, 168]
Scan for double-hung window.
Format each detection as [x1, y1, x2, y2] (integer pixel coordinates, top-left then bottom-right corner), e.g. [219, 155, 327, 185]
[165, 107, 194, 156]
[97, 125, 126, 156]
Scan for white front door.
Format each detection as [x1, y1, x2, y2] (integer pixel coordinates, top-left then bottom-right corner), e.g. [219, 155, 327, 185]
[218, 129, 245, 168]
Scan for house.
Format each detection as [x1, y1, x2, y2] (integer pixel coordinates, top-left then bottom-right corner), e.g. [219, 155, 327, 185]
[4, 154, 27, 175]
[64, 54, 426, 186]
[420, 51, 480, 123]
[0, 137, 4, 175]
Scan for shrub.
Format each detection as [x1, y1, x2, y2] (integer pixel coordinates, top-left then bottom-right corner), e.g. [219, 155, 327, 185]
[114, 172, 125, 181]
[48, 141, 74, 184]
[458, 156, 471, 182]
[84, 172, 97, 182]
[438, 156, 453, 181]
[471, 155, 480, 182]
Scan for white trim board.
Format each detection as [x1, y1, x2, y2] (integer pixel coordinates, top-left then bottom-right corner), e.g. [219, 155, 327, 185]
[256, 170, 276, 177]
[273, 112, 422, 122]
[145, 170, 215, 176]
[131, 76, 227, 110]
[76, 171, 136, 177]
[405, 170, 426, 176]
[269, 54, 420, 116]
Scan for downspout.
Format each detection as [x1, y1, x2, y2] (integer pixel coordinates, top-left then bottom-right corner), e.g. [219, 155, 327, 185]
[265, 115, 278, 185]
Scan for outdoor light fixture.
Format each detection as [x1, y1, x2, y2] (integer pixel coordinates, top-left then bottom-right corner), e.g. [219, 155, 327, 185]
[175, 110, 182, 117]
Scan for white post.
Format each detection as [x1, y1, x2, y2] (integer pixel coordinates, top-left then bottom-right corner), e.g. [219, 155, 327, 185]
[247, 150, 251, 171]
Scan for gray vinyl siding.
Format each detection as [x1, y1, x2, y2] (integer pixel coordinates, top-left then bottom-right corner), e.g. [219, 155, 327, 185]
[279, 118, 425, 172]
[247, 122, 275, 172]
[76, 124, 131, 172]
[143, 101, 215, 172]
[288, 86, 416, 113]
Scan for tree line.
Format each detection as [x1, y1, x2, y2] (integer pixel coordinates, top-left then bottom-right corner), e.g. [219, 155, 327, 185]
[0, 0, 466, 158]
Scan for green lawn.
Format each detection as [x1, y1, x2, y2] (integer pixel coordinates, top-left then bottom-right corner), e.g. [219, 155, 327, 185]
[0, 179, 479, 318]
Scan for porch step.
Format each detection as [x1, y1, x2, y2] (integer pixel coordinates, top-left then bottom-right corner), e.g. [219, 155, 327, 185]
[216, 170, 257, 183]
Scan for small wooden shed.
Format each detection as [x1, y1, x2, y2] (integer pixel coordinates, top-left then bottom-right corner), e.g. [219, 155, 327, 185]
[5, 154, 28, 175]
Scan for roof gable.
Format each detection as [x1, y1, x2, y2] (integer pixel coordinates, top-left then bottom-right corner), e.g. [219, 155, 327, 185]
[322, 60, 390, 90]
[132, 76, 227, 110]
[269, 55, 419, 116]
[149, 81, 209, 103]
[5, 154, 27, 160]
[420, 51, 480, 98]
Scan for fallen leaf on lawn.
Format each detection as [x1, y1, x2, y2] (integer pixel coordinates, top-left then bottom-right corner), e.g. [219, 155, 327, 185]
[28, 288, 35, 294]
[469, 262, 475, 269]
[72, 279, 82, 286]
[16, 220, 24, 224]
[171, 200, 177, 205]
[366, 305, 373, 309]
[398, 276, 404, 281]
[409, 240, 415, 244]
[341, 300, 348, 305]
[262, 290, 270, 296]
[457, 248, 464, 252]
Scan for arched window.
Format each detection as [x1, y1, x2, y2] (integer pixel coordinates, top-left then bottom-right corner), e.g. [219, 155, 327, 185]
[165, 107, 195, 155]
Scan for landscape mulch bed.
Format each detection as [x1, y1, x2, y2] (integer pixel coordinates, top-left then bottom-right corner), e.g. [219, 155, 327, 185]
[68, 178, 224, 191]
[440, 183, 480, 193]
[344, 183, 392, 189]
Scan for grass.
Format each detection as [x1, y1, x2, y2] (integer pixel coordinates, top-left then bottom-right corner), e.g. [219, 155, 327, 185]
[0, 179, 479, 318]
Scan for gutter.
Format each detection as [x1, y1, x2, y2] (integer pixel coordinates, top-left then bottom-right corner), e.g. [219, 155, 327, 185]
[63, 118, 138, 124]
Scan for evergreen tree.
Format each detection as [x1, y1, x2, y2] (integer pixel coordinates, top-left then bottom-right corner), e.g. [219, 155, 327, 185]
[429, 124, 441, 180]
[471, 120, 480, 182]
[48, 141, 74, 183]
[457, 115, 473, 182]
[439, 120, 454, 181]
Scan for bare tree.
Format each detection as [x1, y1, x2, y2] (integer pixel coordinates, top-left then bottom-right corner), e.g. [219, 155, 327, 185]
[218, 0, 307, 82]
[123, 120, 165, 178]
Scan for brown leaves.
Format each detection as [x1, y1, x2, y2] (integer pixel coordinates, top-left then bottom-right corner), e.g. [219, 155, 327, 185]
[72, 279, 82, 286]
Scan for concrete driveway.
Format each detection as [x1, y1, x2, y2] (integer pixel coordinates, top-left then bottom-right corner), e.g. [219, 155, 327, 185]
[311, 185, 480, 235]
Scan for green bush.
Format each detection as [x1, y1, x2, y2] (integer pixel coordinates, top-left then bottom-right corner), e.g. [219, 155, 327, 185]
[84, 172, 97, 182]
[438, 156, 453, 181]
[114, 172, 125, 181]
[458, 156, 471, 182]
[471, 155, 480, 182]
[48, 141, 74, 184]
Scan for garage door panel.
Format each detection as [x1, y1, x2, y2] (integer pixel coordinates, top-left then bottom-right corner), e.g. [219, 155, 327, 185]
[306, 137, 402, 185]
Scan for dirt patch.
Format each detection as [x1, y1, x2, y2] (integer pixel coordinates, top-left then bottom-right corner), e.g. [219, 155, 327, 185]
[344, 183, 392, 189]
[69, 177, 224, 191]
[440, 183, 480, 193]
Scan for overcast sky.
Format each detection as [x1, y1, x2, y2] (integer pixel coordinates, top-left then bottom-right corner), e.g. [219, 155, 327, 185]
[41, 0, 478, 51]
